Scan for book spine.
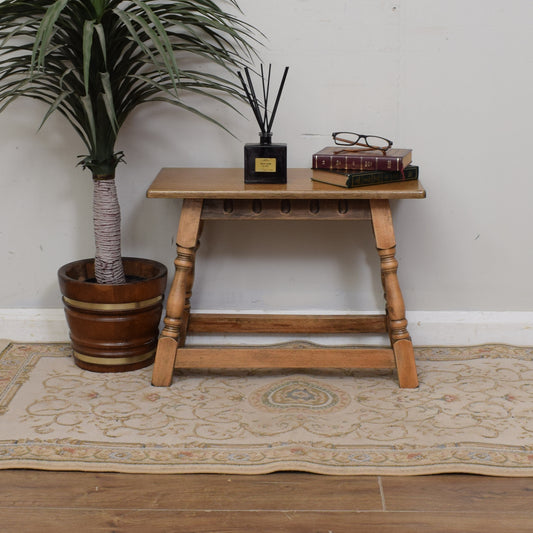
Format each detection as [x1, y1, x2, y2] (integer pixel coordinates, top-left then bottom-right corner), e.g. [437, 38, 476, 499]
[313, 153, 406, 172]
[347, 166, 418, 187]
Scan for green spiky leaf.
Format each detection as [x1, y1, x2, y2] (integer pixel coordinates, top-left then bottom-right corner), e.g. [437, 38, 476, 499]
[0, 0, 262, 168]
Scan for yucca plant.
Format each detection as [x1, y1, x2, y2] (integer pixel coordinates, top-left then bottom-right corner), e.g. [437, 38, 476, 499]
[0, 0, 259, 284]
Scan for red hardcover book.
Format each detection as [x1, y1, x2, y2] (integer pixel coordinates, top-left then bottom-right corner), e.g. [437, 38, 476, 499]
[312, 146, 412, 172]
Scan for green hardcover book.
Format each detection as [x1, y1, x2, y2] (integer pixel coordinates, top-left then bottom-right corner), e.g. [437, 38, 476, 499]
[311, 165, 419, 188]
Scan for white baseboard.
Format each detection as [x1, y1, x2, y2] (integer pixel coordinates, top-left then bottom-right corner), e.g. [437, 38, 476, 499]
[0, 309, 69, 342]
[1, 308, 532, 346]
[407, 311, 533, 346]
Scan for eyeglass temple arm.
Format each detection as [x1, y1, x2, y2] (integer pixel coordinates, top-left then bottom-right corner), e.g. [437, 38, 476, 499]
[334, 137, 371, 149]
[333, 147, 383, 154]
[335, 136, 391, 147]
[334, 135, 357, 145]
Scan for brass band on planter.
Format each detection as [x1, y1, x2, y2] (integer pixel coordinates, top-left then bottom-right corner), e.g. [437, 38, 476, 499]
[63, 295, 162, 312]
[73, 350, 155, 366]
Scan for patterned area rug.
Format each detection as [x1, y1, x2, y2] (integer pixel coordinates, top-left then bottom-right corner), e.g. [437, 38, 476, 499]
[1, 342, 533, 475]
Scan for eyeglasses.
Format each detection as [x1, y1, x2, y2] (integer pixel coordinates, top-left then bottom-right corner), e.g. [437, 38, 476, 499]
[332, 132, 393, 155]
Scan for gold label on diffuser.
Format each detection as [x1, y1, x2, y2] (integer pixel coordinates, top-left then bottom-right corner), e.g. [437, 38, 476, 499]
[255, 157, 276, 172]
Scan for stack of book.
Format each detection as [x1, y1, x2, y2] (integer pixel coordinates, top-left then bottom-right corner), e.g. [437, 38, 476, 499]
[311, 146, 418, 188]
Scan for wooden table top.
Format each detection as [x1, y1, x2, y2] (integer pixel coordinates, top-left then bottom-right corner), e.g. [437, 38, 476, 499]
[147, 168, 426, 200]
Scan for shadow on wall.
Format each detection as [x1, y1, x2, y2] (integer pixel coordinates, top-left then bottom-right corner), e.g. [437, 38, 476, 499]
[190, 219, 384, 312]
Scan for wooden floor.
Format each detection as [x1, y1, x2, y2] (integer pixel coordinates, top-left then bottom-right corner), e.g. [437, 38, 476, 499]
[2, 471, 533, 532]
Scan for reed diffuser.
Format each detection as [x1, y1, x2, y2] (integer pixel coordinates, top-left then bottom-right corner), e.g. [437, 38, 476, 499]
[239, 65, 289, 183]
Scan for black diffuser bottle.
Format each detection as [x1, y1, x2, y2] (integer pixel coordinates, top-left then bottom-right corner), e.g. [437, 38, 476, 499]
[239, 65, 288, 184]
[244, 131, 287, 184]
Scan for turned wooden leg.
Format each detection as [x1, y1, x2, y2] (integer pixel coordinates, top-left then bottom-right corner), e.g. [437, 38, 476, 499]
[370, 199, 418, 388]
[178, 222, 204, 347]
[152, 198, 203, 387]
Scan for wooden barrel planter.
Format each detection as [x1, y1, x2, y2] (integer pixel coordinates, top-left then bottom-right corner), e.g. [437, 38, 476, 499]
[58, 257, 167, 372]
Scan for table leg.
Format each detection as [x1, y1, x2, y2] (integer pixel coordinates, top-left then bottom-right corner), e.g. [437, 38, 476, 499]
[152, 198, 203, 387]
[178, 222, 204, 347]
[370, 199, 418, 388]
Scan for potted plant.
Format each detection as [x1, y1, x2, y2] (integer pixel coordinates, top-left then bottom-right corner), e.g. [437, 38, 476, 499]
[0, 0, 259, 371]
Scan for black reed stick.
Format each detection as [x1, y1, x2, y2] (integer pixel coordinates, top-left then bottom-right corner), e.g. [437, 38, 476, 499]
[267, 66, 289, 133]
[238, 70, 264, 133]
[261, 64, 271, 131]
[238, 64, 289, 135]
[244, 67, 264, 132]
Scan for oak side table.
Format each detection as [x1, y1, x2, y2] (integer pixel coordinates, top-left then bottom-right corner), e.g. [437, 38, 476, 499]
[147, 168, 426, 388]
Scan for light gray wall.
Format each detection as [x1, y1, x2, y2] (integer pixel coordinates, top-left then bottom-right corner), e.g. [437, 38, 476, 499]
[1, 0, 532, 312]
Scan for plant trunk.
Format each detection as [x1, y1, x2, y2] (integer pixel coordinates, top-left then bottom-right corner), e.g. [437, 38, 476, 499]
[92, 175, 126, 284]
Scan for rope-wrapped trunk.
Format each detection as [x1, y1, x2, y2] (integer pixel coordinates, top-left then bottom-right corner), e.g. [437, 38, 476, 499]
[92, 175, 126, 284]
